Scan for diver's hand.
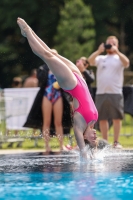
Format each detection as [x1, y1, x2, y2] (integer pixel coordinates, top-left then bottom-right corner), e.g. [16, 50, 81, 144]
[80, 148, 90, 162]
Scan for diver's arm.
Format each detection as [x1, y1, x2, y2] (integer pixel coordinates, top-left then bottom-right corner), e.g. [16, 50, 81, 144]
[73, 113, 86, 151]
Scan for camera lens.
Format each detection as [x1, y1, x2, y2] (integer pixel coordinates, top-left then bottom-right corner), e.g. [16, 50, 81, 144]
[104, 44, 112, 49]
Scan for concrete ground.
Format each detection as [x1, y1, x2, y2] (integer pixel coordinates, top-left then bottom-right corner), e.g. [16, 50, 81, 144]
[0, 149, 46, 155]
[0, 147, 132, 155]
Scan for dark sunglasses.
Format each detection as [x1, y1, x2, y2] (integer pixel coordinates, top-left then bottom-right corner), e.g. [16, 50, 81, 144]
[76, 59, 89, 66]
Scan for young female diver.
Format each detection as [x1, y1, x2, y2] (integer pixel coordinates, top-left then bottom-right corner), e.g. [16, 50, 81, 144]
[17, 18, 98, 160]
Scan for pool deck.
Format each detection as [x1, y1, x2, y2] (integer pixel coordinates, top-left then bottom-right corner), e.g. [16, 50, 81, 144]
[0, 149, 61, 155]
[0, 148, 133, 155]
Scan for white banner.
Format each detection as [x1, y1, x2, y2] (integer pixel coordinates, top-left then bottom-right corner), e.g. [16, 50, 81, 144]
[4, 88, 40, 130]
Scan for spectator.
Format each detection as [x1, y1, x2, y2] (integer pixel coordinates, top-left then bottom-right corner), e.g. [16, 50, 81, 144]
[12, 77, 22, 88]
[41, 60, 64, 151]
[23, 69, 38, 87]
[23, 62, 72, 152]
[9, 76, 23, 136]
[88, 36, 129, 149]
[23, 69, 39, 136]
[76, 56, 95, 99]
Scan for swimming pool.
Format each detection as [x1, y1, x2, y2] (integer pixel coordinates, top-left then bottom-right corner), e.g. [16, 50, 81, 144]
[0, 150, 133, 200]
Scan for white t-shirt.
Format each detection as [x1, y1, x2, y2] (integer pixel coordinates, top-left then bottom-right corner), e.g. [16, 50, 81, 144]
[95, 54, 125, 94]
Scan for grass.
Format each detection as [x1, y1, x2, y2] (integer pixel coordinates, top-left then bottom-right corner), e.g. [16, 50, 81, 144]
[0, 114, 133, 150]
[1, 133, 133, 150]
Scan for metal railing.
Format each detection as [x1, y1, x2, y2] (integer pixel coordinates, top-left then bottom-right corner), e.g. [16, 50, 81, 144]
[0, 88, 133, 148]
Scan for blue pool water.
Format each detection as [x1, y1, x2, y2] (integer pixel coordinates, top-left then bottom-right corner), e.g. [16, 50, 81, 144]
[0, 150, 133, 200]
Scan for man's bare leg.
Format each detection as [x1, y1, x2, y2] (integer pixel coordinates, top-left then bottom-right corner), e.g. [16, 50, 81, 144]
[99, 120, 109, 141]
[113, 119, 122, 142]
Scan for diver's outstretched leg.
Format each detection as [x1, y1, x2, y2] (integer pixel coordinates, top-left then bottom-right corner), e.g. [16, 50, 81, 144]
[17, 17, 77, 90]
[17, 18, 81, 76]
[31, 30, 81, 76]
[17, 18, 89, 155]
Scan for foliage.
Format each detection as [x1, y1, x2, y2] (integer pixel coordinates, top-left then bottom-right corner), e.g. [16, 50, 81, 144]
[0, 0, 133, 87]
[0, 0, 65, 88]
[54, 0, 96, 62]
[84, 0, 133, 69]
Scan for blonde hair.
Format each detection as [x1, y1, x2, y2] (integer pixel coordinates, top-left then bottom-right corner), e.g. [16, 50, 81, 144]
[106, 36, 119, 45]
[80, 56, 89, 66]
[84, 138, 98, 155]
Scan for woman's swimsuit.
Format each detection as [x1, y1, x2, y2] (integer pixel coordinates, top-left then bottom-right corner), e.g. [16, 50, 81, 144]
[64, 72, 98, 124]
[44, 73, 61, 104]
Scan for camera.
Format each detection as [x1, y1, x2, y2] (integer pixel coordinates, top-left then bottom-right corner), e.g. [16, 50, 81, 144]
[104, 44, 112, 49]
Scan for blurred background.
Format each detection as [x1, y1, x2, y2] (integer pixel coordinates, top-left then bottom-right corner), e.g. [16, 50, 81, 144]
[0, 0, 133, 150]
[0, 0, 133, 88]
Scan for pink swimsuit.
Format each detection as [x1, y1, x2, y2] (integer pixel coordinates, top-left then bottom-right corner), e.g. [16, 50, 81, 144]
[64, 72, 98, 124]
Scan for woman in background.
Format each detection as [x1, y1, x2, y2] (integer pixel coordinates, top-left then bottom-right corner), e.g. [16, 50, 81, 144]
[42, 50, 64, 152]
[23, 62, 72, 152]
[76, 57, 95, 99]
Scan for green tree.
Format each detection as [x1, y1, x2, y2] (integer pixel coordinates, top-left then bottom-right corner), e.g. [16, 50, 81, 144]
[54, 0, 96, 62]
[84, 0, 133, 69]
[0, 0, 65, 88]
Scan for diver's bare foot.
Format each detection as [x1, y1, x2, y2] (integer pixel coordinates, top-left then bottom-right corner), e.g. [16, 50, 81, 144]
[17, 17, 30, 37]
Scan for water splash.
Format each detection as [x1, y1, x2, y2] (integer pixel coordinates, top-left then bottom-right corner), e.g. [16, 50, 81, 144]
[76, 144, 133, 164]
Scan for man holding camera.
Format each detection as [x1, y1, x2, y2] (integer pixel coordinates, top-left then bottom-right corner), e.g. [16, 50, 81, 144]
[88, 36, 129, 149]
